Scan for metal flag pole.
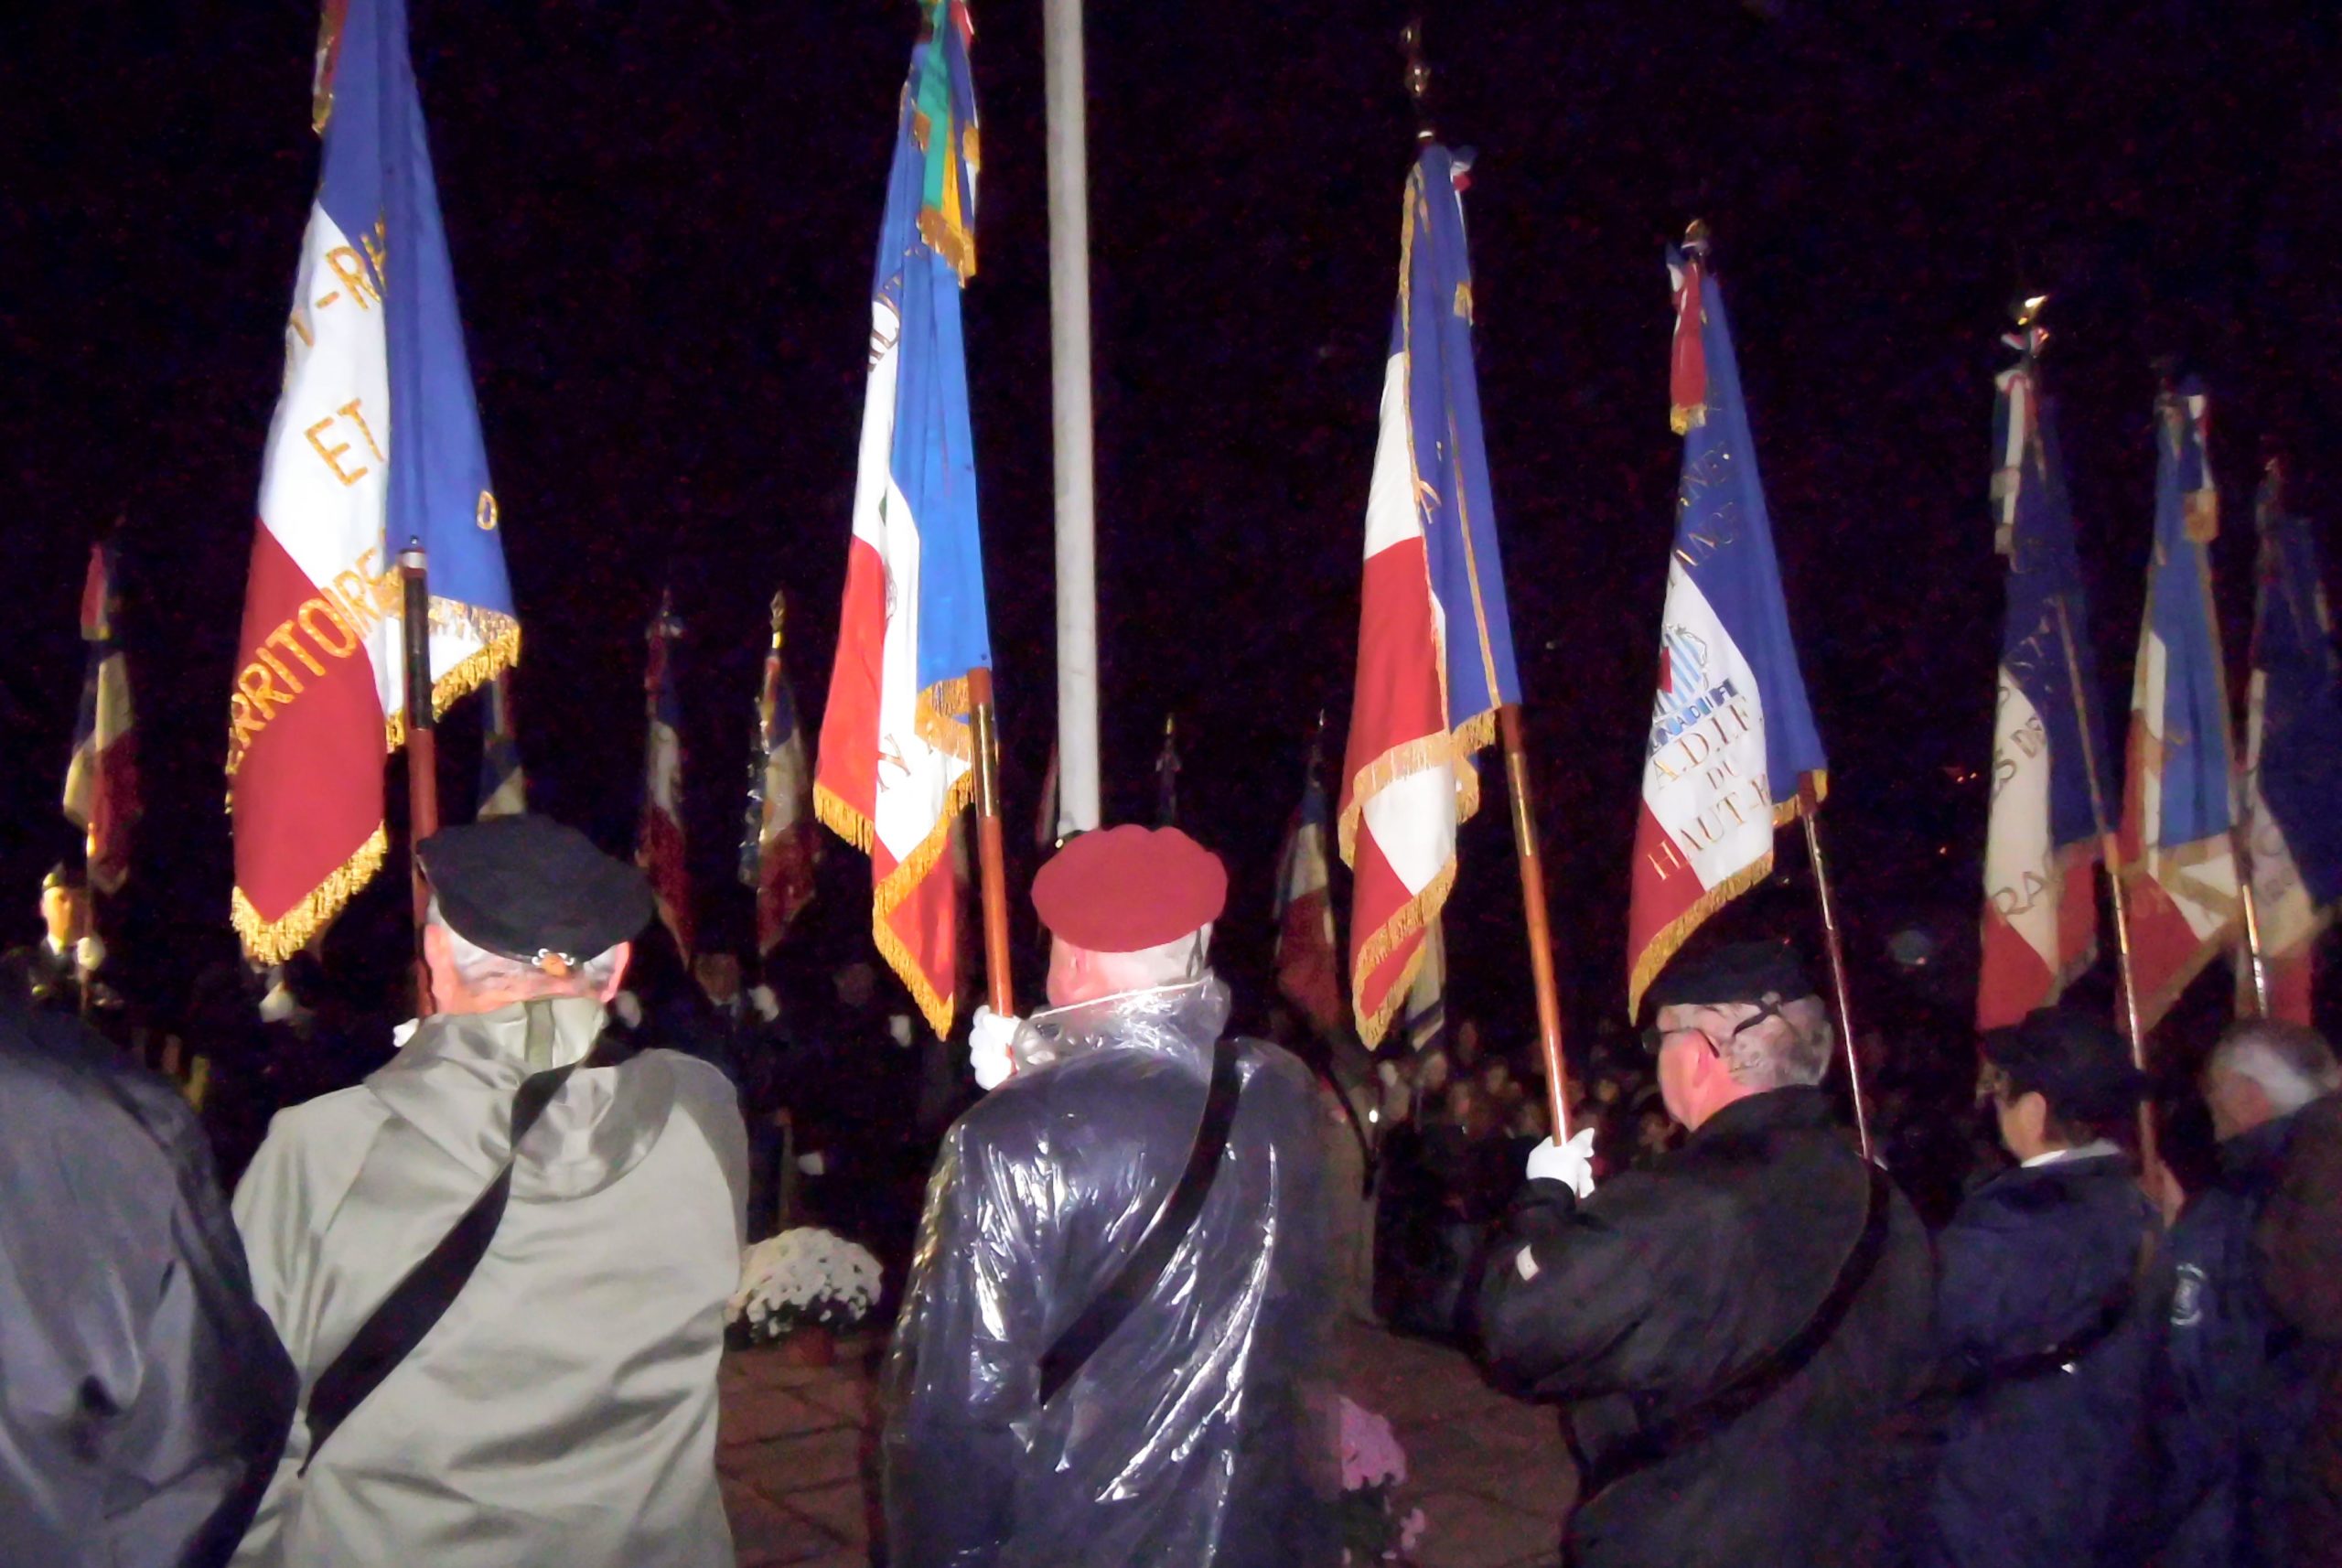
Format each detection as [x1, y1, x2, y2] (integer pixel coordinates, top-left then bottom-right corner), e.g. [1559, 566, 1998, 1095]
[967, 668, 1015, 1015]
[1798, 779, 1875, 1160]
[1045, 0, 1101, 835]
[401, 541, 441, 1015]
[1499, 705, 1574, 1144]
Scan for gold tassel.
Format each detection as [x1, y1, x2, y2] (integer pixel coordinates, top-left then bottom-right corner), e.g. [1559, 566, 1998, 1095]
[1626, 849, 1778, 1019]
[231, 822, 391, 967]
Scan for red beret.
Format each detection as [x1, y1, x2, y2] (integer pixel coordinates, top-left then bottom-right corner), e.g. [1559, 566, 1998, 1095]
[1032, 825, 1228, 953]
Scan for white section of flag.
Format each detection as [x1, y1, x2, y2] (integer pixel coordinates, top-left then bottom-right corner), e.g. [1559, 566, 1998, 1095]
[1639, 567, 1774, 892]
[1982, 671, 2061, 970]
[853, 294, 969, 866]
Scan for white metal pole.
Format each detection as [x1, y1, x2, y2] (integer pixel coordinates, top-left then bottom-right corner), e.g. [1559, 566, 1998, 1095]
[1045, 0, 1101, 833]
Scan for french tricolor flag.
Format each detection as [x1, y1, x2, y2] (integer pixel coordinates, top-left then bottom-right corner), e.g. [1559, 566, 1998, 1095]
[814, 0, 990, 1038]
[228, 0, 517, 964]
[63, 541, 140, 894]
[1625, 233, 1826, 1017]
[745, 597, 819, 957]
[1977, 324, 2110, 1029]
[638, 591, 693, 962]
[1273, 738, 1345, 1036]
[2241, 457, 2342, 1023]
[1339, 143, 1521, 1048]
[2120, 380, 2240, 1030]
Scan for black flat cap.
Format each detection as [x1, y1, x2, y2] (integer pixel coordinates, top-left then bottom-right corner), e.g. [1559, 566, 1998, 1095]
[1648, 940, 1816, 1013]
[417, 816, 653, 973]
[1982, 1005, 2145, 1128]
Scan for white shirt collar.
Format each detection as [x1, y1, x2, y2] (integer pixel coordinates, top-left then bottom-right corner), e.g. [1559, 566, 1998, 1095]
[2021, 1138, 2121, 1169]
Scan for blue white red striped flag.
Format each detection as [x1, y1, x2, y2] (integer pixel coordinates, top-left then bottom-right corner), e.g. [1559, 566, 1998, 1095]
[1626, 231, 1827, 1016]
[638, 591, 693, 961]
[2240, 457, 2342, 1023]
[63, 540, 140, 894]
[1339, 142, 1522, 1047]
[1273, 735, 1345, 1036]
[476, 671, 525, 818]
[2120, 379, 2240, 1029]
[1977, 319, 2111, 1028]
[228, 0, 518, 963]
[814, 0, 990, 1037]
[743, 596, 818, 955]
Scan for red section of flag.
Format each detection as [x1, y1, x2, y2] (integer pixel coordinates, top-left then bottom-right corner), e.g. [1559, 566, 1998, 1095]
[1625, 800, 1700, 1010]
[1668, 252, 1708, 434]
[1348, 824, 1424, 1032]
[230, 524, 388, 949]
[814, 543, 886, 837]
[1276, 887, 1344, 1036]
[874, 832, 956, 1018]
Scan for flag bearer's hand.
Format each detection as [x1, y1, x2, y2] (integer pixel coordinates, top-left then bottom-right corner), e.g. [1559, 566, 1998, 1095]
[1525, 1126, 1598, 1199]
[970, 1006, 1022, 1090]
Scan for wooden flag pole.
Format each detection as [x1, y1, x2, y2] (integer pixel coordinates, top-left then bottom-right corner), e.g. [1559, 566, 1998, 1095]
[1499, 703, 1572, 1143]
[2232, 822, 2272, 1015]
[401, 542, 441, 1016]
[967, 667, 1015, 1015]
[2051, 598, 2157, 1172]
[1797, 779, 1874, 1160]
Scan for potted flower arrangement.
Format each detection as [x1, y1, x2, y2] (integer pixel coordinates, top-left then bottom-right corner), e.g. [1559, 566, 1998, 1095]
[1336, 1396, 1428, 1564]
[728, 1227, 882, 1365]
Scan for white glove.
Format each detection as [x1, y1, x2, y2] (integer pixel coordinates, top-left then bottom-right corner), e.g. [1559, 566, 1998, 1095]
[970, 1005, 1021, 1090]
[747, 984, 779, 1023]
[1526, 1126, 1598, 1199]
[610, 991, 644, 1029]
[74, 935, 107, 972]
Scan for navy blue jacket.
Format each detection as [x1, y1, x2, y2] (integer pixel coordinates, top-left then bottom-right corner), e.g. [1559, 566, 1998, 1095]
[2157, 1114, 2317, 1568]
[1923, 1148, 2163, 1568]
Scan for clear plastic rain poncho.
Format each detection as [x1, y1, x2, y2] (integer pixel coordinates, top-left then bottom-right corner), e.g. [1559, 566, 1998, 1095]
[881, 975, 1337, 1567]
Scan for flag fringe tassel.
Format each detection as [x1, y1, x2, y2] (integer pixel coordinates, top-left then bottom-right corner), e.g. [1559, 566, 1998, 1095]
[1335, 707, 1499, 868]
[231, 822, 391, 967]
[1627, 847, 1777, 1020]
[1351, 855, 1457, 1049]
[813, 773, 974, 1039]
[384, 618, 521, 752]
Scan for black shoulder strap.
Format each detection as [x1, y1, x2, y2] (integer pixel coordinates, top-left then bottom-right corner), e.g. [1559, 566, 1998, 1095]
[1037, 1035, 1245, 1408]
[1962, 1218, 2160, 1390]
[301, 1059, 579, 1468]
[1583, 1162, 1895, 1501]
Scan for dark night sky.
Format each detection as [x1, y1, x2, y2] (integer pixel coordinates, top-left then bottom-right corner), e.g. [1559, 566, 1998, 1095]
[5, 0, 2339, 1053]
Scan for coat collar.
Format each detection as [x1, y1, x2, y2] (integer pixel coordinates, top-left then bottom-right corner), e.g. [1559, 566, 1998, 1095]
[368, 998, 676, 1200]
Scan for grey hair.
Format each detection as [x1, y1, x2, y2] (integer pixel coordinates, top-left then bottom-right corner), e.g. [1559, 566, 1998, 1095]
[2210, 1019, 2340, 1117]
[1719, 995, 1835, 1090]
[1115, 923, 1214, 989]
[425, 899, 623, 1000]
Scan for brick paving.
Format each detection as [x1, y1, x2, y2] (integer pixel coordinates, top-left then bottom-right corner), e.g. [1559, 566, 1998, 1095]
[716, 1321, 1571, 1567]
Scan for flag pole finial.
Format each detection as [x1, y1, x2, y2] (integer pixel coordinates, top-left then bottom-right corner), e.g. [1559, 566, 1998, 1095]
[1401, 19, 1434, 142]
[1682, 218, 1711, 257]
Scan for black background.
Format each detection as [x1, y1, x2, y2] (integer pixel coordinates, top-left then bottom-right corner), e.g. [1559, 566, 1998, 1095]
[5, 0, 2338, 1058]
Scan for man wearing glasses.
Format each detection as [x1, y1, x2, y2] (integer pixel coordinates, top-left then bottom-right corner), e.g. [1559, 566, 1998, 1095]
[1477, 941, 1933, 1568]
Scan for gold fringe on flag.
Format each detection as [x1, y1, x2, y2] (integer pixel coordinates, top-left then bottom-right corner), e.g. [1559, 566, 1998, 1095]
[1626, 847, 1778, 1020]
[231, 822, 390, 967]
[1351, 856, 1457, 1050]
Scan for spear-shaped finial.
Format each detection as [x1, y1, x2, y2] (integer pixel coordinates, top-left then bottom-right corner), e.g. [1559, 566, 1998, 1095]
[1682, 217, 1712, 259]
[1402, 19, 1434, 142]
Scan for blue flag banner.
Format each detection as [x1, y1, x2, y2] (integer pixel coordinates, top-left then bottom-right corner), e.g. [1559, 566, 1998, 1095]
[1978, 320, 2111, 1026]
[1626, 233, 1827, 1015]
[2120, 378, 2240, 1029]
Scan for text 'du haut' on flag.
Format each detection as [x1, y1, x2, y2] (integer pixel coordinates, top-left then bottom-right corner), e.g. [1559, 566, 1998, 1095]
[2120, 380, 2241, 1030]
[1339, 143, 1522, 1049]
[1977, 324, 2112, 1028]
[1625, 234, 1827, 1019]
[227, 0, 518, 964]
[65, 540, 141, 894]
[2242, 459, 2342, 1022]
[814, 0, 989, 1039]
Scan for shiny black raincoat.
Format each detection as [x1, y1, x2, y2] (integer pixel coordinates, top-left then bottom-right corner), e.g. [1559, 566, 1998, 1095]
[0, 1004, 296, 1568]
[882, 976, 1335, 1568]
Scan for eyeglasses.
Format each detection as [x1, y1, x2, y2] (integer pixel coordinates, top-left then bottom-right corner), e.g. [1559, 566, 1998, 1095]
[1976, 1061, 2014, 1105]
[1642, 998, 1785, 1058]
